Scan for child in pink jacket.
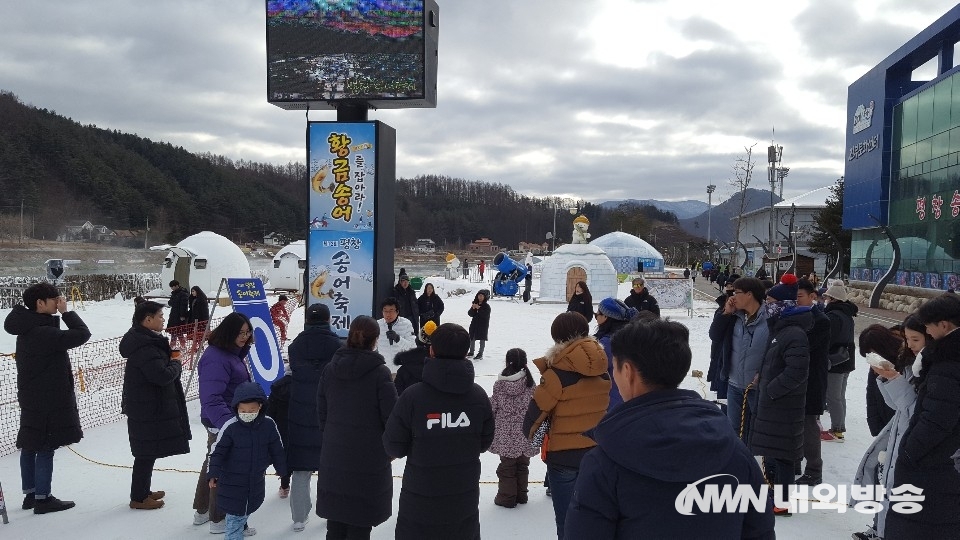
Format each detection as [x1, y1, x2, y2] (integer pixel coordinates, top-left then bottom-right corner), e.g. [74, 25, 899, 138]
[489, 348, 538, 508]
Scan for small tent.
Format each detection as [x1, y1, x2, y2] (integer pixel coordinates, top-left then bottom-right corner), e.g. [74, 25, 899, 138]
[149, 231, 251, 298]
[269, 240, 306, 291]
[590, 231, 665, 273]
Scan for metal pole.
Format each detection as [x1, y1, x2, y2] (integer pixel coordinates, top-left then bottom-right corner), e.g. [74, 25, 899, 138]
[706, 184, 715, 244]
[551, 203, 557, 252]
[19, 199, 24, 244]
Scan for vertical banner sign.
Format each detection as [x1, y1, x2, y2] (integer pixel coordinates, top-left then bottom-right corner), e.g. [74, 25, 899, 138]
[307, 122, 377, 337]
[226, 278, 285, 396]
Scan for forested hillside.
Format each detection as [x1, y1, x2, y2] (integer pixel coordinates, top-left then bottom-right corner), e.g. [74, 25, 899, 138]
[0, 91, 699, 250]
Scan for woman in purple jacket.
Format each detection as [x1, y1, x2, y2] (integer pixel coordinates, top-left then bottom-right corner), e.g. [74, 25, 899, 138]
[190, 312, 253, 534]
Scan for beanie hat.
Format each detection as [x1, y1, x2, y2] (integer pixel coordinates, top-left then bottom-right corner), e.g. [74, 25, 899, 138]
[824, 282, 848, 302]
[305, 303, 330, 324]
[419, 320, 438, 344]
[398, 268, 409, 281]
[767, 273, 799, 302]
[597, 297, 638, 321]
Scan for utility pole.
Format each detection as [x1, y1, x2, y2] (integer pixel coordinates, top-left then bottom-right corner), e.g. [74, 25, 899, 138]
[144, 216, 149, 250]
[706, 184, 716, 244]
[19, 199, 24, 244]
[767, 143, 783, 257]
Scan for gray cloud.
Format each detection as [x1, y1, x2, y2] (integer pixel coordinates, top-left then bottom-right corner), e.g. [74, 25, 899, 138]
[0, 0, 955, 205]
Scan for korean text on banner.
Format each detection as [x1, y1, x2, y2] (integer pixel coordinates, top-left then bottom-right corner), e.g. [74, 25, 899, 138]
[226, 278, 285, 396]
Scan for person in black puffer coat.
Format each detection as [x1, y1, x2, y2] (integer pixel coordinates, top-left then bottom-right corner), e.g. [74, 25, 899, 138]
[394, 321, 438, 396]
[416, 282, 445, 329]
[383, 323, 495, 540]
[120, 301, 192, 509]
[315, 316, 398, 538]
[624, 277, 660, 317]
[566, 281, 594, 323]
[285, 303, 343, 528]
[885, 294, 960, 538]
[6, 283, 92, 514]
[795, 279, 831, 485]
[393, 269, 420, 325]
[823, 283, 858, 441]
[467, 290, 491, 359]
[166, 280, 190, 349]
[749, 280, 811, 509]
[267, 371, 292, 498]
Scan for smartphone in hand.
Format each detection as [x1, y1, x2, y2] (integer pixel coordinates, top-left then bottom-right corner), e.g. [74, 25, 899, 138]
[864, 352, 896, 371]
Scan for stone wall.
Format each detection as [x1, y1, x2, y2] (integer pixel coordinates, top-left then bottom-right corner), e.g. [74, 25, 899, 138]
[846, 281, 946, 313]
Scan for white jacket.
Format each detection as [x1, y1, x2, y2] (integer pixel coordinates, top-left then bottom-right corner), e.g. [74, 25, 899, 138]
[377, 316, 416, 372]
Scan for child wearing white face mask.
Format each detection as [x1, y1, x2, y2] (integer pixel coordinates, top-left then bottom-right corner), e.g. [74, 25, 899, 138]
[208, 382, 287, 539]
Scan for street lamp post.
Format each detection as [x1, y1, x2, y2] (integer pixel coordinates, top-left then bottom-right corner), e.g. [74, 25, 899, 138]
[706, 184, 716, 244]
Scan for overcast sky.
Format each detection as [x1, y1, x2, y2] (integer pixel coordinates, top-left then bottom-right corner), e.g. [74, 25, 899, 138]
[0, 0, 956, 205]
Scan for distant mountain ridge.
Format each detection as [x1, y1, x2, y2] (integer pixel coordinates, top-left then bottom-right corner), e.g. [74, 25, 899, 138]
[677, 188, 781, 243]
[599, 198, 709, 220]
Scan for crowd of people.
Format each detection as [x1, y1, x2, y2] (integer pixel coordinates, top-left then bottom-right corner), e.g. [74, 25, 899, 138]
[7, 269, 960, 539]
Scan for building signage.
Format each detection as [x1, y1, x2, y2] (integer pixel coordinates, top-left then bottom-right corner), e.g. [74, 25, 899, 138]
[852, 100, 875, 134]
[916, 189, 960, 221]
[848, 134, 879, 161]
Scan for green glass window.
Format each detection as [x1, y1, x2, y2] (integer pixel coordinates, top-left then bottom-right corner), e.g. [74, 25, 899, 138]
[916, 137, 933, 164]
[933, 76, 953, 135]
[902, 95, 919, 146]
[901, 143, 916, 168]
[917, 88, 935, 141]
[932, 131, 950, 160]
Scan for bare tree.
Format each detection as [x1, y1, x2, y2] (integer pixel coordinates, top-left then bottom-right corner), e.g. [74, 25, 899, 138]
[728, 144, 757, 268]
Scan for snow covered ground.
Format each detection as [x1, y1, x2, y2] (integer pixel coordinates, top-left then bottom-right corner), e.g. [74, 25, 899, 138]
[0, 276, 879, 539]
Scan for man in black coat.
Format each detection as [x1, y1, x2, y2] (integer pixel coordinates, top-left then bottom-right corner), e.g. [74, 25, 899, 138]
[565, 320, 774, 539]
[383, 323, 495, 540]
[393, 270, 419, 325]
[285, 303, 343, 527]
[166, 280, 190, 349]
[795, 279, 831, 485]
[624, 277, 660, 317]
[4, 283, 91, 514]
[749, 279, 811, 515]
[394, 321, 437, 396]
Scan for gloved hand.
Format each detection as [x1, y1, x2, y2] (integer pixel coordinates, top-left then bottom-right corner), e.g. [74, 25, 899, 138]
[386, 330, 400, 344]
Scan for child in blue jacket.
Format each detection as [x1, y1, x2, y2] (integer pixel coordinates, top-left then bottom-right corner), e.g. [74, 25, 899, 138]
[208, 382, 287, 539]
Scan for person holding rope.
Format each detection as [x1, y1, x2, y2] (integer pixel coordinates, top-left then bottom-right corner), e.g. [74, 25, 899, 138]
[707, 276, 770, 442]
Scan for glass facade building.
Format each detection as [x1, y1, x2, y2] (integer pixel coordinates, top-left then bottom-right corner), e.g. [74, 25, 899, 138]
[846, 8, 960, 291]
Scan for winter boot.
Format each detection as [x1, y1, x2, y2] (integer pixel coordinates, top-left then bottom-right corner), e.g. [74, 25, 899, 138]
[148, 491, 165, 500]
[130, 498, 165, 510]
[22, 494, 35, 510]
[33, 495, 75, 514]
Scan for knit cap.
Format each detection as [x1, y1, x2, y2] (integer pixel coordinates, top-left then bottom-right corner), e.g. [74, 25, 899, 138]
[597, 297, 638, 321]
[767, 273, 799, 302]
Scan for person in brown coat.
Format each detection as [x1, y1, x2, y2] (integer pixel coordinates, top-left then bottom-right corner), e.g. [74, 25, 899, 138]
[523, 312, 610, 539]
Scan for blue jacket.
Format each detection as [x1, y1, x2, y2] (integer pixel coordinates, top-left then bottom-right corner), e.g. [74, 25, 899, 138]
[565, 389, 774, 540]
[208, 383, 287, 517]
[708, 309, 769, 390]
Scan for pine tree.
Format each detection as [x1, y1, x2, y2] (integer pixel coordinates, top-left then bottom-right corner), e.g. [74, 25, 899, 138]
[809, 177, 850, 273]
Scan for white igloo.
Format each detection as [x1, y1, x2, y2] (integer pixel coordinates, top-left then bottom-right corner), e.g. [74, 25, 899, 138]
[538, 243, 619, 303]
[151, 231, 252, 298]
[590, 231, 665, 273]
[269, 240, 305, 291]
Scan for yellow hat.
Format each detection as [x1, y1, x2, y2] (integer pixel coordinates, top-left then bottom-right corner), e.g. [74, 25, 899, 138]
[573, 215, 590, 224]
[420, 320, 438, 343]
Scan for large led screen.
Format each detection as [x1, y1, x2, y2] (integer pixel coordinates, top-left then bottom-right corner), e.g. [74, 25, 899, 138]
[267, 0, 437, 110]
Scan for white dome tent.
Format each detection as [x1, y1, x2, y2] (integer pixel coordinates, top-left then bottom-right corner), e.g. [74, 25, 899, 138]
[268, 240, 306, 291]
[590, 231, 665, 274]
[149, 231, 252, 299]
[538, 243, 619, 303]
